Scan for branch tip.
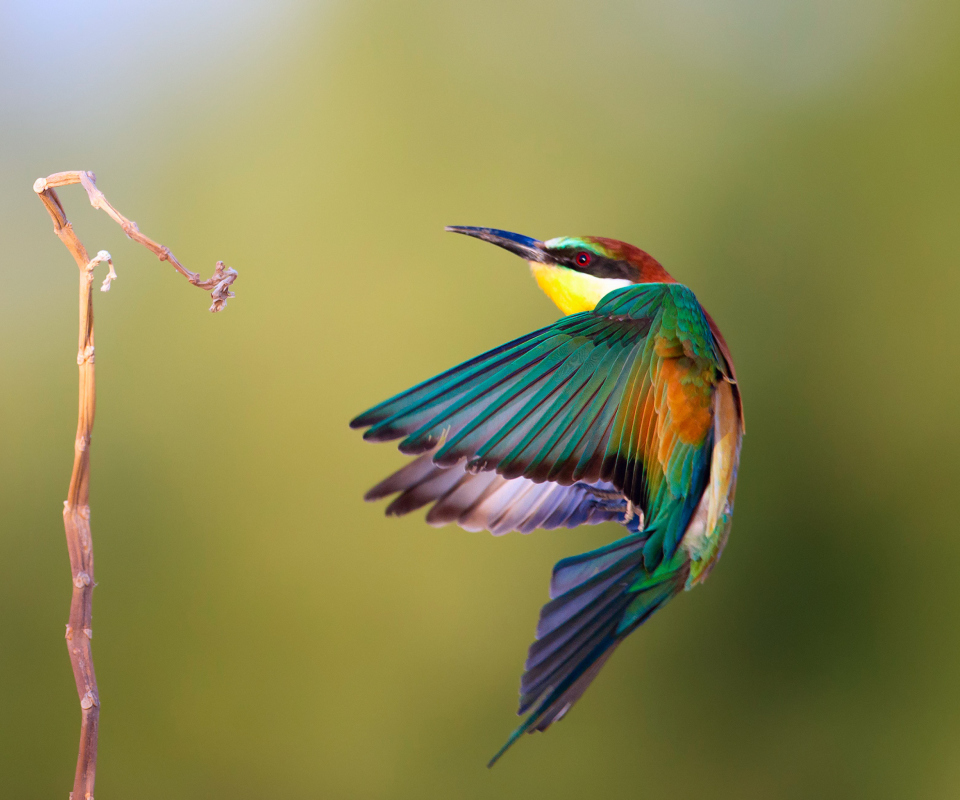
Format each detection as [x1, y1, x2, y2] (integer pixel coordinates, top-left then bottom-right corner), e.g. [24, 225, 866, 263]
[84, 250, 118, 292]
[35, 170, 238, 310]
[207, 261, 238, 312]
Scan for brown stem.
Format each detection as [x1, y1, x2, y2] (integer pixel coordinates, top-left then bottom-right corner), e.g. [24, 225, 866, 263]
[35, 171, 238, 312]
[34, 171, 238, 800]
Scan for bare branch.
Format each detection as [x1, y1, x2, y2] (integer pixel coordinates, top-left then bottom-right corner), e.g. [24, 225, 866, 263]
[34, 170, 238, 800]
[34, 170, 238, 312]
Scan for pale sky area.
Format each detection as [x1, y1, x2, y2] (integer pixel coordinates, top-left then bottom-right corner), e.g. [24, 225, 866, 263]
[0, 0, 309, 120]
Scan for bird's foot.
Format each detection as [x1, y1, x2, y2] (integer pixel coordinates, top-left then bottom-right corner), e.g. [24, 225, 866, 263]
[573, 483, 623, 502]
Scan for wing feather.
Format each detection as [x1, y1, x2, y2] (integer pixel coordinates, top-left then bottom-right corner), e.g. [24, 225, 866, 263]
[366, 454, 626, 535]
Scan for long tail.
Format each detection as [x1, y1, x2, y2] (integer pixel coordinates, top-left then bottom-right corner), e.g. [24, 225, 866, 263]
[489, 532, 687, 767]
[488, 640, 622, 767]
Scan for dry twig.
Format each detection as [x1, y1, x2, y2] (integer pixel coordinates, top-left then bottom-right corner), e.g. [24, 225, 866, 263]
[33, 170, 238, 800]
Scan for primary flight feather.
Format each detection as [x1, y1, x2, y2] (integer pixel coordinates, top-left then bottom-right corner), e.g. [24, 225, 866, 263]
[350, 227, 744, 765]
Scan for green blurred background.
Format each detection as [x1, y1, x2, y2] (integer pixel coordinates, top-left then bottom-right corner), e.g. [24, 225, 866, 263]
[2, 0, 959, 797]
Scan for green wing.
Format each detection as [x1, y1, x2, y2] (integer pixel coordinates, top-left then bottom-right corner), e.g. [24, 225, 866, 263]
[352, 282, 724, 567]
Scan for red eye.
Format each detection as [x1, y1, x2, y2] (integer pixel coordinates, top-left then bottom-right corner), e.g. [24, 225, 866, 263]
[575, 251, 592, 266]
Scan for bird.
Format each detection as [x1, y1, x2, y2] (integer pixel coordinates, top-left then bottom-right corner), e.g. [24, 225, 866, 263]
[350, 227, 744, 765]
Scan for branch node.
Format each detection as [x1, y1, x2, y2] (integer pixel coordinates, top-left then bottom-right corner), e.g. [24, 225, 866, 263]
[80, 691, 98, 710]
[73, 572, 92, 589]
[33, 177, 47, 193]
[66, 625, 74, 641]
[77, 345, 95, 365]
[83, 628, 93, 640]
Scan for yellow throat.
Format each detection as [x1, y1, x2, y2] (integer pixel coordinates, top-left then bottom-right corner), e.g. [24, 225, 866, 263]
[529, 262, 632, 315]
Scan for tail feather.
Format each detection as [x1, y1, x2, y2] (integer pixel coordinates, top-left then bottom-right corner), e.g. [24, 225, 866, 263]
[488, 532, 688, 767]
[521, 591, 632, 702]
[535, 560, 637, 638]
[529, 645, 619, 732]
[550, 533, 647, 597]
[528, 573, 634, 667]
[488, 640, 620, 767]
[520, 603, 628, 709]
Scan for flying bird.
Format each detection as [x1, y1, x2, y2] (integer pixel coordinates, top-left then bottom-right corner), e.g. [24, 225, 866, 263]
[350, 227, 744, 765]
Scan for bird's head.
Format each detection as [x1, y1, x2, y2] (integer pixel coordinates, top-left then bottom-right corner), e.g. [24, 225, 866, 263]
[446, 226, 675, 315]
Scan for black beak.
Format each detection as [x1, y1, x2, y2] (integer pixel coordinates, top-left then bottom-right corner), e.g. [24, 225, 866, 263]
[445, 226, 548, 263]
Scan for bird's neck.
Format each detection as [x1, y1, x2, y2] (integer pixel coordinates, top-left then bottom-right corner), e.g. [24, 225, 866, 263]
[529, 263, 633, 315]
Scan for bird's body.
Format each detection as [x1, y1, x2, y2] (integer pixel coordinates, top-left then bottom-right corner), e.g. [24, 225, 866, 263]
[351, 228, 743, 765]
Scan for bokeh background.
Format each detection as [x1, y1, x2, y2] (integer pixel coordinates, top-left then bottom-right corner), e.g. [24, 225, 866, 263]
[2, 0, 959, 797]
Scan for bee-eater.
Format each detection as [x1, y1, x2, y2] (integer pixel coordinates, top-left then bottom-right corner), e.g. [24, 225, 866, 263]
[351, 227, 744, 765]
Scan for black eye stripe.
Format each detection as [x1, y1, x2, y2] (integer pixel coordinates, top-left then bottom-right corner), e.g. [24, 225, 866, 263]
[559, 251, 636, 281]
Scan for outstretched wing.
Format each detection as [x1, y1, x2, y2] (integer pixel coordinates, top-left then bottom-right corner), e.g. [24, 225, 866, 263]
[352, 283, 724, 565]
